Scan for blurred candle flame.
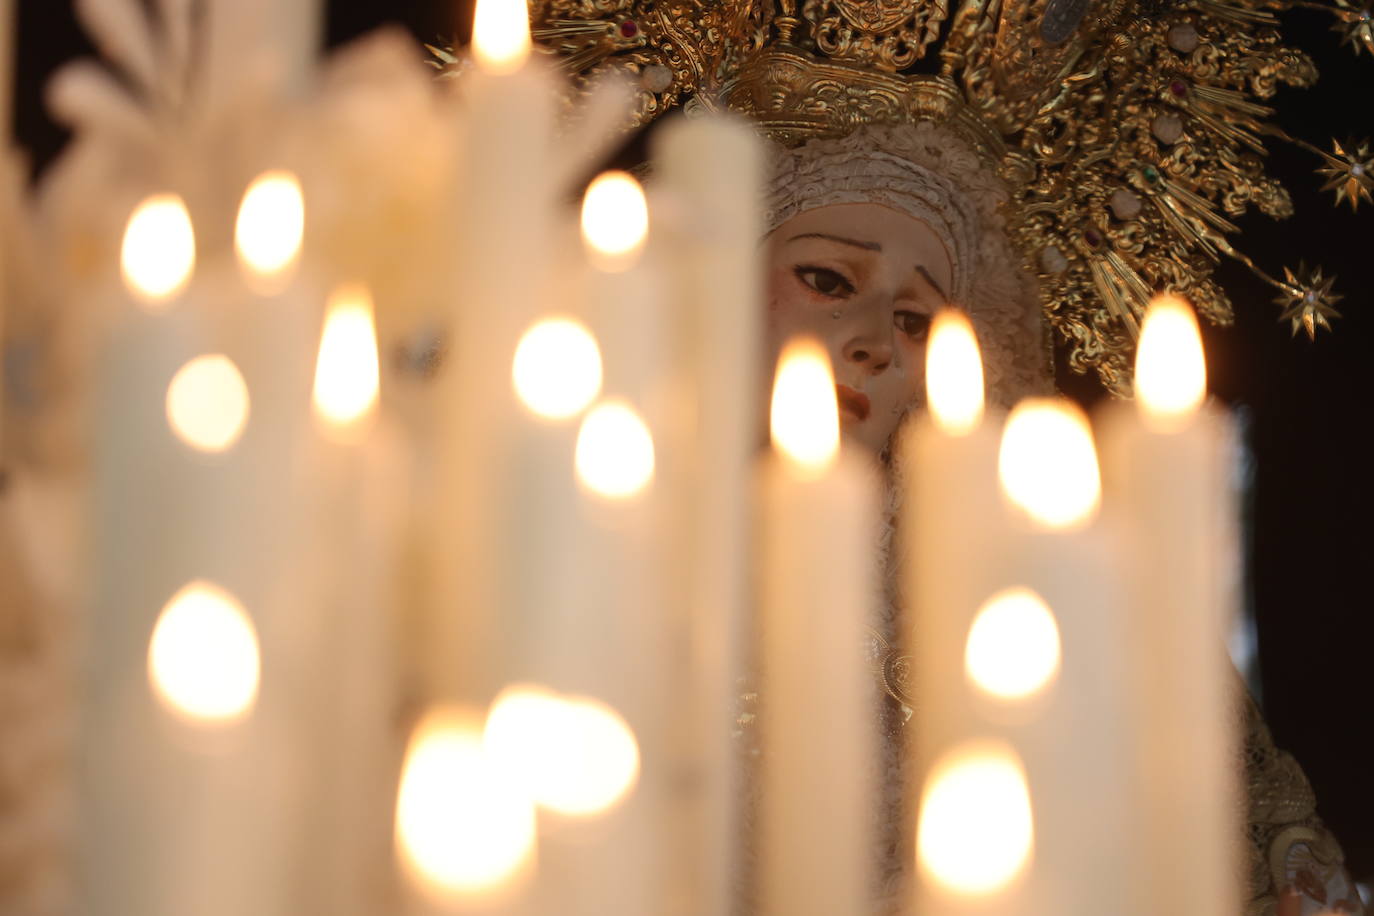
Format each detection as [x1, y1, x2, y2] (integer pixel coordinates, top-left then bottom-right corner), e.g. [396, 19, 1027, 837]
[147, 581, 260, 725]
[313, 284, 380, 431]
[770, 338, 839, 475]
[166, 354, 251, 453]
[997, 399, 1101, 530]
[1135, 295, 1206, 432]
[472, 0, 531, 74]
[486, 685, 640, 817]
[580, 171, 650, 272]
[512, 317, 603, 420]
[575, 399, 655, 499]
[917, 741, 1034, 898]
[926, 310, 984, 435]
[235, 170, 305, 290]
[395, 707, 536, 898]
[121, 193, 195, 307]
[965, 587, 1061, 702]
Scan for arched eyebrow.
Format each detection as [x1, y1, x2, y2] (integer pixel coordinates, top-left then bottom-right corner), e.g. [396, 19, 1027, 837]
[787, 231, 949, 300]
[785, 232, 882, 251]
[915, 265, 948, 302]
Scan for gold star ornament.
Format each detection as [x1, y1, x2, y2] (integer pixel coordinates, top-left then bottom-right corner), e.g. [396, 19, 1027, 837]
[1316, 139, 1374, 211]
[1274, 264, 1344, 340]
[1332, 0, 1374, 56]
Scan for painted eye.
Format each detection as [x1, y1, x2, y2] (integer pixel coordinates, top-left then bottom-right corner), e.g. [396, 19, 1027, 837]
[895, 310, 933, 341]
[796, 266, 854, 297]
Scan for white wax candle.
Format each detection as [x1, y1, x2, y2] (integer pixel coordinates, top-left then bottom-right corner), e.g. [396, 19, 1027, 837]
[758, 340, 877, 916]
[907, 311, 1037, 916]
[1097, 296, 1238, 916]
[85, 279, 304, 916]
[430, 3, 554, 705]
[650, 113, 763, 916]
[991, 399, 1133, 916]
[302, 286, 406, 915]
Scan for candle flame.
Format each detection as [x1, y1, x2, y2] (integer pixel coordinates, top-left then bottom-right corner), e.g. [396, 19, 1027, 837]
[472, 0, 531, 74]
[396, 707, 536, 898]
[926, 310, 985, 435]
[121, 193, 195, 307]
[965, 587, 1061, 702]
[580, 171, 650, 272]
[1135, 295, 1206, 431]
[313, 284, 381, 431]
[235, 170, 305, 291]
[512, 317, 603, 420]
[770, 338, 840, 474]
[575, 399, 655, 499]
[917, 741, 1033, 898]
[147, 581, 260, 725]
[997, 399, 1101, 530]
[486, 686, 640, 818]
[166, 354, 251, 453]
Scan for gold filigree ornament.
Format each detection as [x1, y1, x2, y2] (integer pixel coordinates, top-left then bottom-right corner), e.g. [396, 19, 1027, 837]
[437, 0, 1374, 391]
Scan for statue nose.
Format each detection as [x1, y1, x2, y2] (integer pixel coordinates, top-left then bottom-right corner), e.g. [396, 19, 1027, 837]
[843, 337, 893, 375]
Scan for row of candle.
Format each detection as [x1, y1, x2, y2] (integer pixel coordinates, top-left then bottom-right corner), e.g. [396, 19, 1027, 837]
[750, 294, 1237, 916]
[73, 0, 761, 912]
[54, 0, 1240, 913]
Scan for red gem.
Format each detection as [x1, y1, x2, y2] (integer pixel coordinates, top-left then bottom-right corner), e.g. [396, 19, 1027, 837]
[619, 20, 639, 37]
[1169, 80, 1188, 97]
[1084, 228, 1103, 247]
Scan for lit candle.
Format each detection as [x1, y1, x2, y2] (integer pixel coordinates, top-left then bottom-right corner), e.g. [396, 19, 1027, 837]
[903, 310, 1002, 757]
[650, 113, 763, 916]
[305, 283, 406, 915]
[86, 195, 302, 916]
[906, 310, 1028, 916]
[430, 0, 554, 706]
[758, 339, 876, 916]
[1097, 295, 1238, 916]
[579, 171, 662, 407]
[551, 396, 664, 915]
[993, 397, 1131, 916]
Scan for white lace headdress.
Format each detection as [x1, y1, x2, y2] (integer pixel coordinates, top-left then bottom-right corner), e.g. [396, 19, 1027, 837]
[763, 121, 1053, 407]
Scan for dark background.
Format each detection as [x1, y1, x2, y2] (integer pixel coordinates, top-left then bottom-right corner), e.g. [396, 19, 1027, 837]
[14, 0, 1373, 881]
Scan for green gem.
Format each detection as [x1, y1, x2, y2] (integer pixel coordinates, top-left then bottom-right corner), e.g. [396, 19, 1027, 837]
[1143, 166, 1161, 184]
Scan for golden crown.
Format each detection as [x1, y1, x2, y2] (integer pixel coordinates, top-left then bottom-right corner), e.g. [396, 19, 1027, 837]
[442, 0, 1374, 392]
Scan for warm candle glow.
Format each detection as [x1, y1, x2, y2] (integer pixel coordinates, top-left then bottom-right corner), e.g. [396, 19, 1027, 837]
[235, 170, 305, 289]
[575, 399, 655, 499]
[396, 707, 536, 897]
[471, 0, 531, 75]
[147, 581, 260, 724]
[917, 741, 1033, 898]
[770, 338, 840, 475]
[313, 284, 381, 430]
[965, 587, 1061, 702]
[121, 193, 195, 307]
[998, 398, 1101, 530]
[512, 317, 603, 420]
[165, 354, 251, 453]
[926, 309, 985, 435]
[580, 170, 650, 272]
[1135, 294, 1206, 431]
[485, 686, 640, 817]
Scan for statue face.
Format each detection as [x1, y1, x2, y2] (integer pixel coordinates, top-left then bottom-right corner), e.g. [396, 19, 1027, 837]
[765, 203, 954, 454]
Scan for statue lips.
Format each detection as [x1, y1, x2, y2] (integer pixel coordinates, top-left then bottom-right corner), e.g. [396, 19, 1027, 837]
[836, 384, 871, 422]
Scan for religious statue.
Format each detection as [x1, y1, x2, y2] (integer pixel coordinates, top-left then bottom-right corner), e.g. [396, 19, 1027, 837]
[511, 0, 1374, 910]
